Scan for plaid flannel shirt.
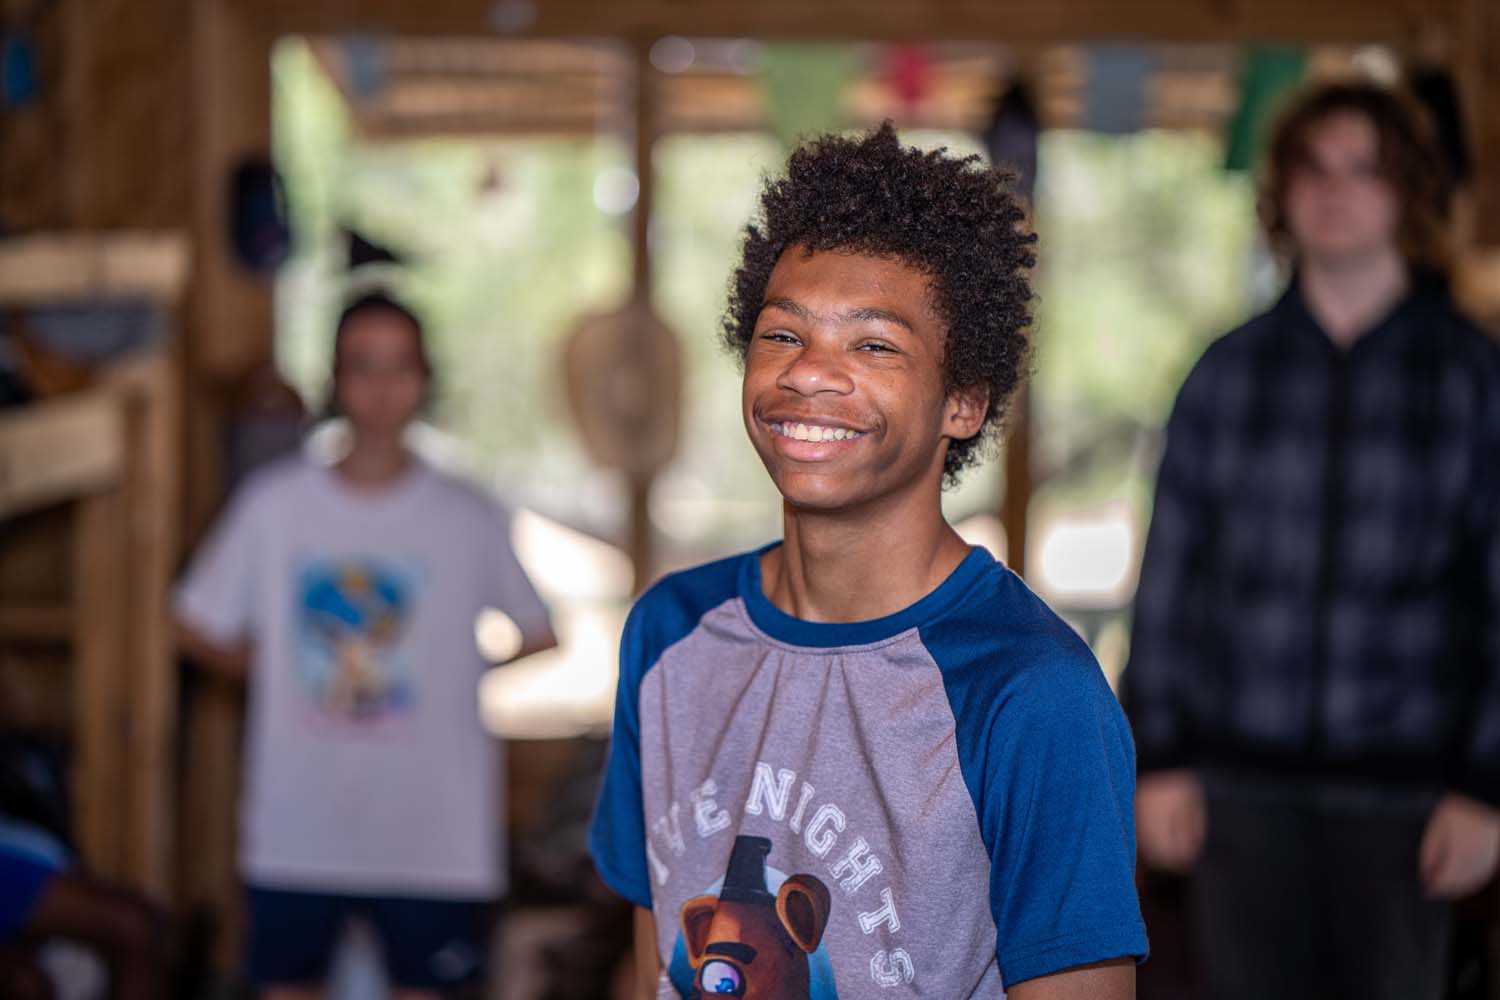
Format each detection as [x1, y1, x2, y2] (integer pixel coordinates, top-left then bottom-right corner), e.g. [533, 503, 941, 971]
[1123, 277, 1500, 804]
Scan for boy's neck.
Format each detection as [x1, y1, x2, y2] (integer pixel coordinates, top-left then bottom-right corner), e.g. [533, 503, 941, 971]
[336, 435, 412, 488]
[763, 488, 972, 625]
[1298, 247, 1409, 351]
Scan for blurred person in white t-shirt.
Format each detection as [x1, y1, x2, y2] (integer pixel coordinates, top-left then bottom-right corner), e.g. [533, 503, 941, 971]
[176, 292, 555, 1000]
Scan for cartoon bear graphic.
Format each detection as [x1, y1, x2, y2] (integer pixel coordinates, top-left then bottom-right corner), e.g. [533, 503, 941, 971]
[679, 835, 832, 999]
[300, 562, 411, 718]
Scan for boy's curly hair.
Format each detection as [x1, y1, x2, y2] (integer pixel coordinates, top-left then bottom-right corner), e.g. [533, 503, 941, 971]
[722, 122, 1037, 485]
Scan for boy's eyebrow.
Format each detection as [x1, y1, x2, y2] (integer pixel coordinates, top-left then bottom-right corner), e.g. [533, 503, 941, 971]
[761, 297, 916, 333]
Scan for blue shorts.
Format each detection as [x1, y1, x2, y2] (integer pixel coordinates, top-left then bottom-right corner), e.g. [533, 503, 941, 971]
[0, 821, 68, 942]
[245, 885, 490, 990]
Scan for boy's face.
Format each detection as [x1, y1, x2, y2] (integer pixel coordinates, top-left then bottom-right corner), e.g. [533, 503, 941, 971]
[334, 310, 428, 440]
[1284, 111, 1401, 266]
[741, 247, 985, 514]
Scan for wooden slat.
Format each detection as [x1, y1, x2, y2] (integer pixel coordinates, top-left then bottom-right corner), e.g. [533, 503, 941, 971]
[71, 486, 128, 879]
[0, 390, 125, 518]
[1460, 0, 1500, 246]
[0, 232, 189, 305]
[242, 0, 1454, 45]
[1001, 385, 1033, 576]
[105, 356, 180, 895]
[0, 603, 72, 643]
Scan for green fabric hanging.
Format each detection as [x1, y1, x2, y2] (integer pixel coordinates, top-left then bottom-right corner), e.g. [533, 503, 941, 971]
[1225, 46, 1307, 172]
[762, 44, 859, 151]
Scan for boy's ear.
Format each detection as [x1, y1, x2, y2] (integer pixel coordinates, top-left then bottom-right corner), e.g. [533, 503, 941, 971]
[680, 895, 719, 966]
[943, 385, 990, 442]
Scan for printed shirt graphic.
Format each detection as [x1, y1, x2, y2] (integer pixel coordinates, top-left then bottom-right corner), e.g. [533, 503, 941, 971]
[589, 546, 1147, 997]
[296, 559, 418, 721]
[175, 456, 551, 897]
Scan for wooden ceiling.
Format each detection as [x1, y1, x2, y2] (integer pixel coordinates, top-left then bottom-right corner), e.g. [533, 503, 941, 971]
[306, 36, 1388, 141]
[243, 0, 1454, 45]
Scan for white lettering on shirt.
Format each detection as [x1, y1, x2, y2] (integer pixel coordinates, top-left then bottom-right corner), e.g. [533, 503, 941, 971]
[692, 780, 732, 838]
[804, 803, 846, 858]
[858, 887, 902, 935]
[870, 949, 916, 987]
[744, 763, 797, 820]
[830, 837, 883, 893]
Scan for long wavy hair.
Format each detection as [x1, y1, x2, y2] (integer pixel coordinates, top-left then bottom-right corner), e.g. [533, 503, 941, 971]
[1260, 80, 1453, 275]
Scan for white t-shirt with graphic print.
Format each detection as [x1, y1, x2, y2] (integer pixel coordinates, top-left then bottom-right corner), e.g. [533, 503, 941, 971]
[176, 455, 550, 898]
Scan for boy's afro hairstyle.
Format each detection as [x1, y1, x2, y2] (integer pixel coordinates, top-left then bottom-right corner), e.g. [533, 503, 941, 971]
[722, 121, 1037, 484]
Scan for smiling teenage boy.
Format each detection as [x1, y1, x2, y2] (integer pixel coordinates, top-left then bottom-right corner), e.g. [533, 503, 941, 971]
[590, 124, 1147, 999]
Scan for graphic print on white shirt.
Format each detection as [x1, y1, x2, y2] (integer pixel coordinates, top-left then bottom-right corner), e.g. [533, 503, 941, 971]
[295, 557, 419, 720]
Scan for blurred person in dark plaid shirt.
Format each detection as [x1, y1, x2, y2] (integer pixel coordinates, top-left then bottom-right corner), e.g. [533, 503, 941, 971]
[1123, 81, 1500, 1000]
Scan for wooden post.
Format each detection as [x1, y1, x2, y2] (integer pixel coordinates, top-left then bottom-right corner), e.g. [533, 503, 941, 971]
[115, 358, 181, 895]
[71, 485, 128, 880]
[627, 37, 658, 592]
[178, 1, 275, 970]
[1460, 0, 1500, 247]
[1001, 387, 1033, 576]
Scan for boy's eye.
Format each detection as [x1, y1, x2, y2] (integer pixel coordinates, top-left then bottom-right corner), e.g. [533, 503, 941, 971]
[759, 331, 800, 344]
[858, 341, 895, 353]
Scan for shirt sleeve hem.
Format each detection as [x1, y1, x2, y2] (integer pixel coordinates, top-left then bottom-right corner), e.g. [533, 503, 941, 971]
[172, 588, 247, 647]
[998, 924, 1149, 988]
[587, 839, 653, 911]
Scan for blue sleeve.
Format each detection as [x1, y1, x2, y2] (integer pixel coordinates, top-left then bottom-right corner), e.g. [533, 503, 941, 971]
[587, 600, 657, 909]
[931, 617, 1148, 988]
[587, 554, 745, 910]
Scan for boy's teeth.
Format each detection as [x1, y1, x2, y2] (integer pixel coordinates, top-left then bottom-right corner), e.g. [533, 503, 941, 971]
[775, 422, 862, 442]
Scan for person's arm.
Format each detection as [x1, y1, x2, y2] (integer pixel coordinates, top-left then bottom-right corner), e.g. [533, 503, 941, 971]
[1008, 959, 1135, 1000]
[174, 483, 260, 683]
[632, 906, 660, 1000]
[1123, 356, 1219, 873]
[175, 618, 250, 683]
[1123, 355, 1217, 778]
[1420, 376, 1500, 899]
[487, 505, 558, 663]
[967, 654, 1147, 989]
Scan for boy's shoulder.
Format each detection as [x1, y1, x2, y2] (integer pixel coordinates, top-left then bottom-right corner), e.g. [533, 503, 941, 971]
[623, 550, 749, 670]
[920, 560, 1121, 728]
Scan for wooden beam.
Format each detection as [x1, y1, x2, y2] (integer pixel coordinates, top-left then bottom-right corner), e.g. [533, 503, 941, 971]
[71, 485, 129, 880]
[1001, 386, 1033, 575]
[628, 38, 657, 593]
[1460, 0, 1500, 246]
[107, 357, 181, 896]
[191, 0, 275, 381]
[0, 390, 125, 518]
[239, 0, 1455, 46]
[0, 232, 189, 305]
[0, 604, 72, 644]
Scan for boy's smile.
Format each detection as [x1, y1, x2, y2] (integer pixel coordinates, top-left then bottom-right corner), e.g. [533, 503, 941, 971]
[742, 246, 984, 514]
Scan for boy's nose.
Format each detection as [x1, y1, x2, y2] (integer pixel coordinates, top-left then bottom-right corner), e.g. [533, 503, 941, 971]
[778, 343, 855, 396]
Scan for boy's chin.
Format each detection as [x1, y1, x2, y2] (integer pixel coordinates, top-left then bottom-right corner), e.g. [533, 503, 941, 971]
[767, 469, 869, 514]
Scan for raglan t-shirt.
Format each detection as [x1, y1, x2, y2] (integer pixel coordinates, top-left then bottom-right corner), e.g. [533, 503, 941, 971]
[175, 455, 551, 898]
[589, 545, 1147, 998]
